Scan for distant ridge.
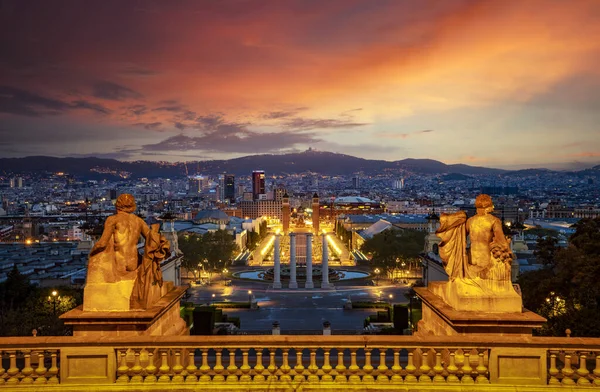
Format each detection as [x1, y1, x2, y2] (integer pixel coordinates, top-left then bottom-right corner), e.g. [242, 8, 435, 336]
[0, 150, 595, 179]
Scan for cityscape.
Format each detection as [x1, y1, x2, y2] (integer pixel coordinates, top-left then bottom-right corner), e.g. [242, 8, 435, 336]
[1, 0, 600, 390]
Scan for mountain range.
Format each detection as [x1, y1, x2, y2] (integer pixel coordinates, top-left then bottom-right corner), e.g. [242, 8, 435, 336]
[0, 150, 598, 180]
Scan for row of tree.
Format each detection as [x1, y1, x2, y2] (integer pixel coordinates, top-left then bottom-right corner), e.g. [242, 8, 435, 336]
[178, 230, 240, 280]
[360, 228, 426, 274]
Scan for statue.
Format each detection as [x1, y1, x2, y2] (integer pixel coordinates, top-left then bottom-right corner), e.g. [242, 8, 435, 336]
[435, 195, 520, 311]
[84, 194, 170, 311]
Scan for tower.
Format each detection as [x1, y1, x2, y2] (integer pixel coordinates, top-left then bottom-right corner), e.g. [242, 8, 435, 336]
[224, 174, 235, 203]
[312, 193, 320, 234]
[252, 170, 265, 201]
[282, 193, 290, 234]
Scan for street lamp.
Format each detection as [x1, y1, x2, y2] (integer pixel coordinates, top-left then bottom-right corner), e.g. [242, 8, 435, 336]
[48, 290, 59, 316]
[248, 290, 252, 304]
[374, 268, 380, 286]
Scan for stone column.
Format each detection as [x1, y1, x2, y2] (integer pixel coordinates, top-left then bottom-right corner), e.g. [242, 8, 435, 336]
[305, 233, 314, 289]
[289, 233, 298, 289]
[273, 233, 282, 289]
[321, 232, 331, 289]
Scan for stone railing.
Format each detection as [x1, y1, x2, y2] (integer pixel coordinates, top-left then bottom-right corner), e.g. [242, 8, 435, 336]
[0, 335, 600, 390]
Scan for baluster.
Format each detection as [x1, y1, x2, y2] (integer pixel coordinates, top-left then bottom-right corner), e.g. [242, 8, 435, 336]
[390, 348, 403, 383]
[476, 349, 489, 384]
[322, 348, 333, 382]
[334, 348, 347, 383]
[226, 348, 239, 382]
[460, 349, 474, 384]
[47, 350, 59, 384]
[253, 349, 266, 382]
[157, 349, 171, 383]
[21, 350, 34, 384]
[432, 349, 445, 383]
[307, 348, 319, 383]
[348, 349, 360, 383]
[294, 348, 306, 383]
[576, 352, 590, 386]
[0, 351, 5, 385]
[130, 348, 143, 384]
[548, 350, 560, 385]
[198, 349, 211, 382]
[404, 349, 417, 383]
[116, 349, 129, 383]
[362, 348, 374, 383]
[239, 349, 252, 382]
[267, 348, 278, 382]
[34, 352, 47, 385]
[561, 351, 576, 385]
[6, 351, 19, 384]
[376, 348, 389, 383]
[593, 351, 600, 387]
[144, 349, 158, 383]
[446, 349, 459, 383]
[280, 348, 292, 382]
[213, 349, 225, 382]
[185, 350, 198, 383]
[171, 349, 184, 383]
[419, 349, 432, 382]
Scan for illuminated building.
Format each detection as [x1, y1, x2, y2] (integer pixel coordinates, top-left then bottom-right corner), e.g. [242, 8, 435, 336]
[252, 170, 265, 200]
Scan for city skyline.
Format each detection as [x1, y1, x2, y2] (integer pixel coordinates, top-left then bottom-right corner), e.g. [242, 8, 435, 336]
[1, 1, 600, 170]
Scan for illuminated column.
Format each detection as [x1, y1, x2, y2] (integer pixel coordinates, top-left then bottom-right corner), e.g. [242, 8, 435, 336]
[273, 233, 282, 289]
[321, 232, 332, 289]
[289, 233, 298, 289]
[305, 233, 314, 289]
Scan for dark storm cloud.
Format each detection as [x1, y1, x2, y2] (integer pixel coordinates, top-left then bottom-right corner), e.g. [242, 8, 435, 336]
[282, 117, 368, 130]
[133, 122, 162, 130]
[71, 100, 111, 115]
[0, 85, 111, 117]
[92, 81, 143, 101]
[0, 85, 69, 116]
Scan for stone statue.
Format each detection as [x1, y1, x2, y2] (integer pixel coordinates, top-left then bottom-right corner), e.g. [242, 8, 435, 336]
[83, 194, 170, 311]
[436, 194, 512, 283]
[434, 194, 521, 313]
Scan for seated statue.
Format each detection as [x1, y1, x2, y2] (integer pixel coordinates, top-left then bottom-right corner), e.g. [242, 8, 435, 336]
[435, 194, 520, 311]
[83, 194, 170, 311]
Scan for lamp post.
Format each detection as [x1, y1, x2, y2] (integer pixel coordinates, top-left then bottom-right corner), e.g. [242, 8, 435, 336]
[48, 290, 59, 316]
[374, 268, 380, 286]
[248, 290, 252, 304]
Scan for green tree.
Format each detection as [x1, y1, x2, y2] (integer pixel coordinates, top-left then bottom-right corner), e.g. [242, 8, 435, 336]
[361, 229, 425, 274]
[178, 233, 206, 279]
[519, 217, 600, 336]
[178, 230, 239, 281]
[246, 230, 260, 251]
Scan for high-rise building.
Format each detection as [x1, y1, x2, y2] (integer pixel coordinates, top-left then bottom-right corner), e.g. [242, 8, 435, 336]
[224, 174, 235, 203]
[352, 176, 361, 189]
[252, 170, 265, 200]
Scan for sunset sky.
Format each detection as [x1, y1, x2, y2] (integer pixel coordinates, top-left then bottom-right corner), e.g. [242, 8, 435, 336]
[1, 0, 599, 169]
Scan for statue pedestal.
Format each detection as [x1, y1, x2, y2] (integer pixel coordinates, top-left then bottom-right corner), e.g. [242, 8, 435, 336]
[415, 282, 545, 337]
[61, 285, 189, 337]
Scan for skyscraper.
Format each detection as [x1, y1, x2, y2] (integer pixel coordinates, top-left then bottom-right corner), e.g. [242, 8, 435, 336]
[252, 170, 265, 201]
[224, 174, 235, 203]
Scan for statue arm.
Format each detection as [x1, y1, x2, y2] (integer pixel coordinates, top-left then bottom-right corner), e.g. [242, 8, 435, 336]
[91, 216, 116, 255]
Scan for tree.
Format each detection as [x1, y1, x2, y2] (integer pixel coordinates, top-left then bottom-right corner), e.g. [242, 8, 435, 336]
[178, 233, 206, 279]
[519, 217, 600, 336]
[246, 230, 260, 251]
[178, 230, 239, 280]
[361, 229, 425, 274]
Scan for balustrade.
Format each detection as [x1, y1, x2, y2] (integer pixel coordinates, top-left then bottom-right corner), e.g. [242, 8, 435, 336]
[0, 336, 599, 389]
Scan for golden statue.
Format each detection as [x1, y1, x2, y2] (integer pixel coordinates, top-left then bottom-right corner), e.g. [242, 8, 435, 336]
[84, 194, 170, 311]
[434, 194, 521, 313]
[437, 194, 512, 282]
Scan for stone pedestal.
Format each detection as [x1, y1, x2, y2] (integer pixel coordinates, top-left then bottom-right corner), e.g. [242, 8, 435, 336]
[273, 233, 282, 289]
[289, 233, 298, 289]
[305, 233, 314, 289]
[415, 282, 545, 337]
[61, 284, 189, 337]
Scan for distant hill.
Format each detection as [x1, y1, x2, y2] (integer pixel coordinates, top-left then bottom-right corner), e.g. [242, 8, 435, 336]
[1, 150, 591, 179]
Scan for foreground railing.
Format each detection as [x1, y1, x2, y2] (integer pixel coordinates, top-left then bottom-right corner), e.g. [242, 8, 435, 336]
[1, 335, 600, 389]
